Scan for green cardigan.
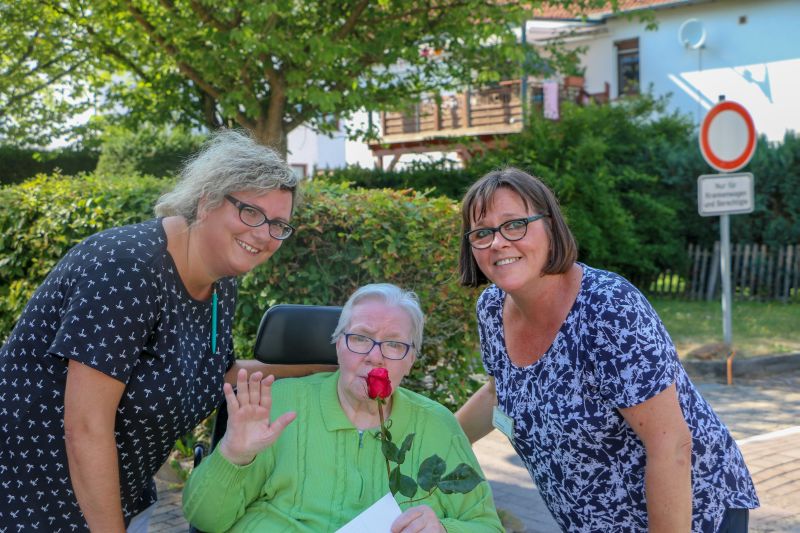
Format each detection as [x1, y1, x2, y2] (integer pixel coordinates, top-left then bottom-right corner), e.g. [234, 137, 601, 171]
[183, 371, 503, 532]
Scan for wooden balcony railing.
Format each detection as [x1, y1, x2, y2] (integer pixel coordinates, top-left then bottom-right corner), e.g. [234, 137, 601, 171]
[381, 80, 523, 141]
[379, 77, 608, 144]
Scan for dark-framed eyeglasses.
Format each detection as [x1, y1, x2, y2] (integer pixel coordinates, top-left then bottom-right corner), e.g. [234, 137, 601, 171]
[343, 333, 414, 361]
[465, 214, 549, 249]
[224, 194, 295, 240]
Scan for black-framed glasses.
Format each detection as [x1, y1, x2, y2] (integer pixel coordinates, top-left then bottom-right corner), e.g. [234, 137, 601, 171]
[465, 214, 549, 249]
[343, 333, 414, 360]
[224, 194, 295, 240]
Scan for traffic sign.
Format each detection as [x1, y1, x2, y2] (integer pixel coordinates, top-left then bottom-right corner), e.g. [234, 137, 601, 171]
[699, 101, 756, 173]
[697, 172, 754, 216]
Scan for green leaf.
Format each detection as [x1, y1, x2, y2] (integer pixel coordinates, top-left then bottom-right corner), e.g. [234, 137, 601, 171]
[396, 433, 415, 464]
[417, 454, 446, 492]
[382, 438, 401, 463]
[437, 463, 484, 494]
[389, 466, 418, 498]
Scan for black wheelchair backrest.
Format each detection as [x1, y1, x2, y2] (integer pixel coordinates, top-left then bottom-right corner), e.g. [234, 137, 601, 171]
[252, 304, 342, 364]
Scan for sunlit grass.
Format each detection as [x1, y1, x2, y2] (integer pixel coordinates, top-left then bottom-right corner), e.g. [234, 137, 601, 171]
[651, 299, 800, 358]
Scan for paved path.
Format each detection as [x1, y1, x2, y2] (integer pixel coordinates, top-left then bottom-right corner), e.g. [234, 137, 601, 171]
[152, 373, 800, 532]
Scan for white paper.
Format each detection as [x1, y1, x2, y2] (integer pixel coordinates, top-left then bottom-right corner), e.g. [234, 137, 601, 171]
[335, 492, 402, 533]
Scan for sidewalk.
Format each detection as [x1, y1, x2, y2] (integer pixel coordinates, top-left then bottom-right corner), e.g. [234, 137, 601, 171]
[151, 373, 800, 533]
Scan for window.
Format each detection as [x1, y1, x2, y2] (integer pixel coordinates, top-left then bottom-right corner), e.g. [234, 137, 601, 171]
[615, 38, 640, 97]
[290, 164, 307, 179]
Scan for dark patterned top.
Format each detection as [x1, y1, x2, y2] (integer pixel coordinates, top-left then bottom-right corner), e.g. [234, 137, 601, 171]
[0, 219, 236, 531]
[477, 264, 758, 532]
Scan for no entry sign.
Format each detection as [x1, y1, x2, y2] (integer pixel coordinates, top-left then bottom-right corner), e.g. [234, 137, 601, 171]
[699, 100, 756, 173]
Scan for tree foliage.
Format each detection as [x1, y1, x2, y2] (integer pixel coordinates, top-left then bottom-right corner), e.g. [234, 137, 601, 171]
[1, 0, 621, 149]
[0, 1, 96, 145]
[3, 0, 529, 149]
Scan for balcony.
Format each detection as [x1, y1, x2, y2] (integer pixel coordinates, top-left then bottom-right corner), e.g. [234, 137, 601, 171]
[381, 80, 526, 141]
[370, 77, 606, 167]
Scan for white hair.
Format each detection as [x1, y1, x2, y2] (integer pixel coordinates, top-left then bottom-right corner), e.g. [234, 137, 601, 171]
[154, 129, 299, 223]
[332, 283, 425, 351]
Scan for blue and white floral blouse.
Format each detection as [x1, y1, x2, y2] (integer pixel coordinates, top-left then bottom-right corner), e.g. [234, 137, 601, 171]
[477, 264, 758, 532]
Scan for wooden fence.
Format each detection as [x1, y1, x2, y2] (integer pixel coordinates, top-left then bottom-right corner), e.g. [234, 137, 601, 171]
[635, 243, 800, 302]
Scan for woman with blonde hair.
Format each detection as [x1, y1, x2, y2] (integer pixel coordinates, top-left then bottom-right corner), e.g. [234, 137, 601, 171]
[0, 130, 299, 532]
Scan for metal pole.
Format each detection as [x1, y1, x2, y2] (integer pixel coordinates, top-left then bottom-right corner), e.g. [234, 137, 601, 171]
[520, 20, 528, 119]
[719, 213, 733, 346]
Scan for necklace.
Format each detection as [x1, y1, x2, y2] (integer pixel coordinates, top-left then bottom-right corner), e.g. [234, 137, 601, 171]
[211, 284, 218, 353]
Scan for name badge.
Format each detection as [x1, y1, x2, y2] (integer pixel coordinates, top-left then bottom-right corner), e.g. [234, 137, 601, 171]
[492, 406, 514, 441]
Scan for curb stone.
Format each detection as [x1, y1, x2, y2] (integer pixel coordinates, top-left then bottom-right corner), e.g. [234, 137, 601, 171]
[682, 352, 800, 380]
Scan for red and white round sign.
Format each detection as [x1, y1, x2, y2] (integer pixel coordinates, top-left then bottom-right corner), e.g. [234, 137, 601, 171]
[699, 100, 756, 173]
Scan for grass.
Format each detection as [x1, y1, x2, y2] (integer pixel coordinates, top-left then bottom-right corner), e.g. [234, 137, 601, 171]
[650, 298, 800, 358]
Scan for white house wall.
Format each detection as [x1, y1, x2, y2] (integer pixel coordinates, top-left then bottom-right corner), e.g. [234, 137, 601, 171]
[286, 124, 320, 176]
[287, 111, 377, 172]
[574, 0, 800, 141]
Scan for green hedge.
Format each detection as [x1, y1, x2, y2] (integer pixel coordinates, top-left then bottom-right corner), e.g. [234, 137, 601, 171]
[0, 174, 481, 409]
[0, 173, 168, 336]
[0, 145, 99, 185]
[96, 125, 204, 178]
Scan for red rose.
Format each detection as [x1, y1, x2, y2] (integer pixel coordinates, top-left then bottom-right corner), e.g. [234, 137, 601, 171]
[366, 368, 392, 400]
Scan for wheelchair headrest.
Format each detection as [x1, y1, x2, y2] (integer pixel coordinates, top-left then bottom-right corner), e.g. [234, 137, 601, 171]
[253, 304, 342, 365]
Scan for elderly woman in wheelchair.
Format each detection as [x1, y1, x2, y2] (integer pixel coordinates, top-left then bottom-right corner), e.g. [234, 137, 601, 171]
[183, 283, 502, 532]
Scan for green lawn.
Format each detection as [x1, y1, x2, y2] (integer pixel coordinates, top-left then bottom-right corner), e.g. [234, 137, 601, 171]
[651, 299, 800, 358]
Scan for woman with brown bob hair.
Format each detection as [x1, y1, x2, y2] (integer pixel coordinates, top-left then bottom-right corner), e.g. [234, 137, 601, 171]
[455, 168, 757, 532]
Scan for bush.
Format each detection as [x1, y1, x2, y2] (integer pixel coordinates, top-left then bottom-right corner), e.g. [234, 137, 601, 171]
[0, 174, 481, 409]
[0, 172, 168, 336]
[96, 124, 204, 178]
[656, 130, 800, 248]
[470, 96, 692, 280]
[324, 160, 478, 199]
[0, 145, 99, 185]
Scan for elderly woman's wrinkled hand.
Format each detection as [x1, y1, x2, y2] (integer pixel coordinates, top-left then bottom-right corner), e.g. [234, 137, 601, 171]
[218, 369, 297, 466]
[390, 505, 446, 533]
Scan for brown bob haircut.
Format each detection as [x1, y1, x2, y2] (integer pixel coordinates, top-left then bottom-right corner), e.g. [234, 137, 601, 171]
[459, 167, 578, 287]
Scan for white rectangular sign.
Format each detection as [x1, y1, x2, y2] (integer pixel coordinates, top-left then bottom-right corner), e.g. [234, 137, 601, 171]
[697, 172, 754, 216]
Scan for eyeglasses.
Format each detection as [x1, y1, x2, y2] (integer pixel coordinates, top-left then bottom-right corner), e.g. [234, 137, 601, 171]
[465, 214, 548, 249]
[224, 194, 295, 240]
[343, 333, 414, 360]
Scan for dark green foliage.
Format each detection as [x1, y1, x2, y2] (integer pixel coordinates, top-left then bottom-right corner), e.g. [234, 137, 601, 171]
[641, 128, 800, 249]
[417, 455, 447, 492]
[0, 173, 168, 336]
[96, 125, 204, 178]
[0, 145, 99, 185]
[473, 97, 692, 279]
[437, 463, 484, 494]
[324, 161, 478, 199]
[389, 466, 418, 498]
[0, 174, 481, 410]
[750, 131, 800, 246]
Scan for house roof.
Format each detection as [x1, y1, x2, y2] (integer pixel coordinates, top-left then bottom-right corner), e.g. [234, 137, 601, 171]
[531, 0, 710, 21]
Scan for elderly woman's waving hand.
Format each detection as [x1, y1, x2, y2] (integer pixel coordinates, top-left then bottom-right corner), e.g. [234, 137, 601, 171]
[218, 370, 297, 466]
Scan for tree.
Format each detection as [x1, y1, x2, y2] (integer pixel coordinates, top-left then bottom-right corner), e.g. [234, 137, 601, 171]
[3, 1, 615, 150]
[0, 2, 96, 145]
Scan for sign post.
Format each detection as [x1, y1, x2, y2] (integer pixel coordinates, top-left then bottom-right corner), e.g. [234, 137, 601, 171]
[698, 98, 756, 347]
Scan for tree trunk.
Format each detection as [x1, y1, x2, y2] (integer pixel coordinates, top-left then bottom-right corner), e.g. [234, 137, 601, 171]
[252, 126, 287, 158]
[201, 91, 222, 129]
